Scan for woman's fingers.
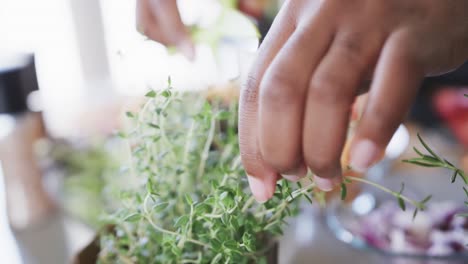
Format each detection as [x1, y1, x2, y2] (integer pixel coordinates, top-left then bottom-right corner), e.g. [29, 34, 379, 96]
[239, 3, 296, 202]
[303, 30, 383, 191]
[148, 0, 194, 59]
[258, 2, 332, 181]
[350, 31, 423, 172]
[136, 0, 166, 43]
[136, 0, 194, 59]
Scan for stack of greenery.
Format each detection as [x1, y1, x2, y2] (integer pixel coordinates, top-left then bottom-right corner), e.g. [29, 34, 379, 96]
[97, 80, 317, 263]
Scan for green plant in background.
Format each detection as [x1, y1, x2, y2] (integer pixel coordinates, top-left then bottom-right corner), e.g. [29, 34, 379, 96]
[96, 78, 431, 263]
[39, 140, 121, 227]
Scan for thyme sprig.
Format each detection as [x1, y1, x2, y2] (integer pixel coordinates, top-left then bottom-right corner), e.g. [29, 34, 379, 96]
[404, 132, 468, 217]
[403, 134, 467, 184]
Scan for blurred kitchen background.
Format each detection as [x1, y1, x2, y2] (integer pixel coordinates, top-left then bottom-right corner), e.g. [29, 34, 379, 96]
[1, 0, 467, 263]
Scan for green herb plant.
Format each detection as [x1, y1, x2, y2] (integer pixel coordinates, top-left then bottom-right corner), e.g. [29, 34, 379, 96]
[98, 78, 430, 263]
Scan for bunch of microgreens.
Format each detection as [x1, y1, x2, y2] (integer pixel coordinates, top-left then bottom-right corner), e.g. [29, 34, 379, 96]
[97, 78, 430, 263]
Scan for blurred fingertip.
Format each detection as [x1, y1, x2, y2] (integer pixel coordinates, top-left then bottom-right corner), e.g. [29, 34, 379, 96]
[177, 40, 195, 61]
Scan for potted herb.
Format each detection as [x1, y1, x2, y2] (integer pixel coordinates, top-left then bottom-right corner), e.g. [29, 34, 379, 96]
[95, 80, 308, 263]
[69, 78, 428, 264]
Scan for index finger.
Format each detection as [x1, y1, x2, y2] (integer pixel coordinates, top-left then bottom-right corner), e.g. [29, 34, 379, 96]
[239, 3, 297, 202]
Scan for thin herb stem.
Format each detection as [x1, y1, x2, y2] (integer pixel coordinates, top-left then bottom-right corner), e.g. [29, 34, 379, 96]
[197, 116, 216, 180]
[262, 182, 316, 222]
[241, 196, 256, 213]
[142, 194, 209, 248]
[345, 176, 425, 210]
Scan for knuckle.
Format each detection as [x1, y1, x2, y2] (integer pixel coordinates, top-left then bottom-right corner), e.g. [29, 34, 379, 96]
[335, 33, 366, 65]
[262, 147, 301, 173]
[240, 152, 266, 176]
[261, 72, 302, 108]
[309, 74, 354, 105]
[304, 153, 336, 176]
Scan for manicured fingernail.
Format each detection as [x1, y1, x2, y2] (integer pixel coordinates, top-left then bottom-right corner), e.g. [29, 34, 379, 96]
[177, 41, 195, 61]
[247, 175, 271, 203]
[314, 175, 339, 192]
[350, 139, 380, 173]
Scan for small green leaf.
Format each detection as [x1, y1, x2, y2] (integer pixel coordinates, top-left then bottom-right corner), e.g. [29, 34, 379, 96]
[421, 195, 432, 204]
[303, 194, 313, 205]
[124, 213, 141, 222]
[194, 203, 210, 214]
[413, 147, 425, 157]
[174, 215, 189, 228]
[340, 183, 347, 201]
[444, 159, 455, 167]
[152, 202, 169, 213]
[185, 194, 194, 205]
[211, 240, 222, 251]
[160, 90, 171, 98]
[412, 209, 419, 220]
[125, 111, 135, 118]
[402, 159, 441, 167]
[117, 131, 127, 138]
[146, 180, 156, 195]
[417, 133, 442, 162]
[171, 246, 182, 257]
[451, 170, 458, 183]
[145, 90, 156, 98]
[167, 76, 172, 86]
[398, 196, 406, 211]
[147, 123, 160, 129]
[463, 187, 468, 197]
[276, 183, 283, 194]
[399, 183, 405, 195]
[223, 240, 237, 249]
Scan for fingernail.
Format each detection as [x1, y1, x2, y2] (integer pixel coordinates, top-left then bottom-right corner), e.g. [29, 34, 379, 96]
[177, 40, 195, 61]
[350, 139, 380, 173]
[314, 175, 339, 192]
[282, 174, 301, 182]
[282, 164, 308, 182]
[247, 175, 271, 203]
